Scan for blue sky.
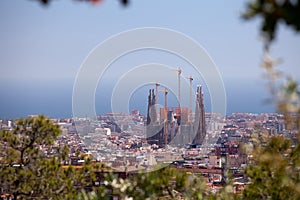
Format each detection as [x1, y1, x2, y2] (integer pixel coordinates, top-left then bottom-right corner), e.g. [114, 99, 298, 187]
[0, 0, 299, 118]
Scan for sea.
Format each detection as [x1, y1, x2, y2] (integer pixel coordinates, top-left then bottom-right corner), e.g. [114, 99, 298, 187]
[0, 78, 275, 119]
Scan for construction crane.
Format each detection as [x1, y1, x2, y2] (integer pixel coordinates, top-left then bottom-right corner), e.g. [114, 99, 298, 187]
[158, 89, 168, 108]
[170, 67, 182, 126]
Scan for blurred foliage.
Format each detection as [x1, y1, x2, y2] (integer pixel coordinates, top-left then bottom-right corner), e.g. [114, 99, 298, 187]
[240, 37, 300, 199]
[243, 135, 300, 199]
[243, 0, 300, 45]
[103, 167, 210, 200]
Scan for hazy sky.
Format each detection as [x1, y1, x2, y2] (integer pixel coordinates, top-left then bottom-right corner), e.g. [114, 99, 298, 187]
[0, 0, 299, 118]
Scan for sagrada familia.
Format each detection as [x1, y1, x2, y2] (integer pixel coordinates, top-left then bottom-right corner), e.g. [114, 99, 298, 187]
[146, 85, 206, 147]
